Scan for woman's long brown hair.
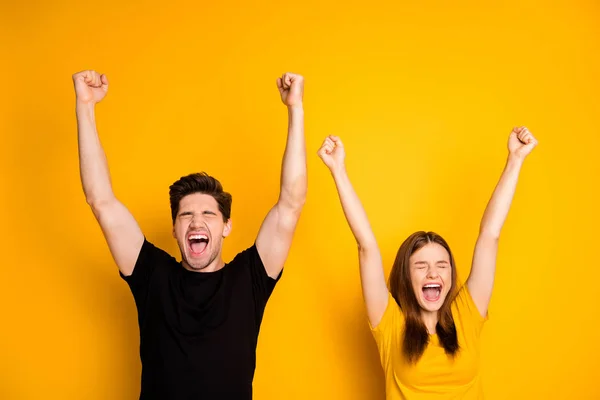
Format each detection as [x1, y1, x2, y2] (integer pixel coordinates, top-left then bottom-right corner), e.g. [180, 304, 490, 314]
[389, 231, 459, 363]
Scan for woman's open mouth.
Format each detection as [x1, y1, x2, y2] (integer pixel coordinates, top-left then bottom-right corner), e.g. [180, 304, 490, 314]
[422, 283, 442, 302]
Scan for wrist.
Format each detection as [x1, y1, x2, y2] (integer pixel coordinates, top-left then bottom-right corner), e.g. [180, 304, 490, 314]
[76, 100, 96, 112]
[506, 153, 524, 169]
[287, 104, 304, 113]
[76, 101, 96, 120]
[506, 153, 525, 164]
[331, 163, 347, 178]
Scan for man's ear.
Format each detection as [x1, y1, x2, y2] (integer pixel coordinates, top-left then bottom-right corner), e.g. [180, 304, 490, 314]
[223, 219, 232, 237]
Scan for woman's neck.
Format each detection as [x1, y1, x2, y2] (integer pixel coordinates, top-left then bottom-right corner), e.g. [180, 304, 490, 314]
[421, 310, 439, 334]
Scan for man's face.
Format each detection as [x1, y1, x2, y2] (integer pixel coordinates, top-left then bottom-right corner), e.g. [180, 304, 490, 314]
[172, 193, 231, 272]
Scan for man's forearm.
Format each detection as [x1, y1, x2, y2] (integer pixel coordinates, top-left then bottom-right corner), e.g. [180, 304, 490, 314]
[278, 106, 307, 209]
[77, 102, 115, 207]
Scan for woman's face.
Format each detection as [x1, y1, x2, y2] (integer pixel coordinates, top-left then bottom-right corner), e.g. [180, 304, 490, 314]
[409, 242, 452, 313]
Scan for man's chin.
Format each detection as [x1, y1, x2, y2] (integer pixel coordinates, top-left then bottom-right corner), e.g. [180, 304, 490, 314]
[183, 256, 210, 271]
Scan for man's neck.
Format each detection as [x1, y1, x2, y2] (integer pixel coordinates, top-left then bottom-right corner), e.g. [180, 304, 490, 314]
[182, 256, 225, 273]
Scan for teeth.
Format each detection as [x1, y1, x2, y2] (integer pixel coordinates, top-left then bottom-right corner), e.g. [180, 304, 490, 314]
[424, 284, 441, 288]
[189, 234, 208, 240]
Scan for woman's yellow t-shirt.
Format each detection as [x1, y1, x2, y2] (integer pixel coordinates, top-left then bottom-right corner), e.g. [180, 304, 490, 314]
[370, 286, 487, 399]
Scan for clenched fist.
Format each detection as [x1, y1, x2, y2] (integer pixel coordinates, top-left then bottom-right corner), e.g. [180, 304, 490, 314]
[508, 126, 538, 160]
[318, 135, 345, 172]
[276, 73, 303, 107]
[73, 70, 109, 105]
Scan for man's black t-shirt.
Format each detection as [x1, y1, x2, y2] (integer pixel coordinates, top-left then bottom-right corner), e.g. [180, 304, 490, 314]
[120, 239, 281, 400]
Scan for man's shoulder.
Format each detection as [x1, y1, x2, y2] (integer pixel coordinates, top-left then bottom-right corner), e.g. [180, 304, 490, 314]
[140, 239, 180, 268]
[226, 244, 259, 266]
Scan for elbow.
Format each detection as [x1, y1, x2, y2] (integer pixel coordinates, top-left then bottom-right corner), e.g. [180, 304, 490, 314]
[280, 186, 307, 212]
[358, 240, 378, 254]
[478, 228, 500, 242]
[276, 197, 305, 220]
[85, 194, 115, 214]
[292, 194, 307, 211]
[286, 198, 306, 216]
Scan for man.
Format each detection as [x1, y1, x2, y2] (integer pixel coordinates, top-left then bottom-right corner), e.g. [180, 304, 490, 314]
[73, 70, 307, 399]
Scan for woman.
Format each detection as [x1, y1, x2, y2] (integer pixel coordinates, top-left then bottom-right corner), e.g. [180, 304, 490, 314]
[317, 127, 537, 399]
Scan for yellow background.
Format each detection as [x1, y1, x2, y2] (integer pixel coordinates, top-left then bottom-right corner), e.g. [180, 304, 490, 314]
[1, 0, 599, 399]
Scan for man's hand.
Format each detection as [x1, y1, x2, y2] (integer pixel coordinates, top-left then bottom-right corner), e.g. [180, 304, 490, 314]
[276, 72, 303, 108]
[508, 126, 538, 160]
[73, 70, 109, 105]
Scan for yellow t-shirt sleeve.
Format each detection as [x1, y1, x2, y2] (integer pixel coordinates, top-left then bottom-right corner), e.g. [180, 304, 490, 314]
[452, 285, 488, 337]
[370, 292, 405, 371]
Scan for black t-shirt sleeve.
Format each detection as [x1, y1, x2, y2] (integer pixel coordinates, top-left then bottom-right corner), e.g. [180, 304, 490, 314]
[120, 238, 174, 317]
[233, 244, 282, 307]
